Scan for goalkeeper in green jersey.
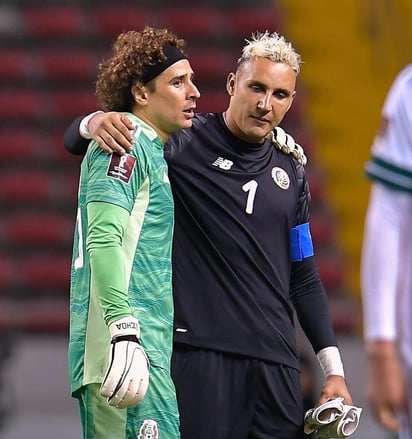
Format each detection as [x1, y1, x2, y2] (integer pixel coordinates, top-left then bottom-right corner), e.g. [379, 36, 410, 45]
[69, 26, 200, 439]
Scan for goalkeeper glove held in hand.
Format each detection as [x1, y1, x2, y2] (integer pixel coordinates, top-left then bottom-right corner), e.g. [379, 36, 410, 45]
[100, 316, 150, 409]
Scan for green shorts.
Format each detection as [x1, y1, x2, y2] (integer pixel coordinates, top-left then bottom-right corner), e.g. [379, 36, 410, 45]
[75, 365, 180, 439]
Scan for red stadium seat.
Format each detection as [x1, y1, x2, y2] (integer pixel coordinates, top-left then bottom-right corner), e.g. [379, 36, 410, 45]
[6, 213, 73, 247]
[0, 258, 14, 289]
[0, 170, 78, 205]
[48, 89, 99, 121]
[188, 49, 235, 81]
[93, 6, 149, 39]
[21, 255, 71, 289]
[0, 129, 39, 160]
[0, 50, 29, 80]
[0, 128, 82, 164]
[0, 172, 79, 236]
[63, 169, 82, 201]
[0, 171, 52, 204]
[23, 5, 87, 38]
[39, 50, 99, 81]
[226, 6, 284, 36]
[158, 8, 219, 38]
[0, 299, 69, 333]
[0, 89, 41, 120]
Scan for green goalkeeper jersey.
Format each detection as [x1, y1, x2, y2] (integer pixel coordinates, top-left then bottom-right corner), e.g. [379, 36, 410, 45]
[69, 113, 174, 395]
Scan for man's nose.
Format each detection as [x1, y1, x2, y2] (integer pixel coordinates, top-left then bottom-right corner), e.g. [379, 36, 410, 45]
[257, 94, 271, 110]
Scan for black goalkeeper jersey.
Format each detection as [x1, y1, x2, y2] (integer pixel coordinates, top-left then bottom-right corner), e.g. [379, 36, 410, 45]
[64, 112, 337, 370]
[166, 113, 335, 369]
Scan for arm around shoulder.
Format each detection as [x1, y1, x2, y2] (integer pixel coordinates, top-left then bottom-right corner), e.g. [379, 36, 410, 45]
[63, 115, 91, 156]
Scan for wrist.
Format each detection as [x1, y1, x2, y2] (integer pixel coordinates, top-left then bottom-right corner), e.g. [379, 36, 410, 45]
[317, 346, 345, 377]
[109, 316, 140, 339]
[79, 110, 103, 139]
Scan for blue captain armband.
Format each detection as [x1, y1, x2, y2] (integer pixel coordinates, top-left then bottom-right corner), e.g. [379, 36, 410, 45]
[290, 222, 314, 262]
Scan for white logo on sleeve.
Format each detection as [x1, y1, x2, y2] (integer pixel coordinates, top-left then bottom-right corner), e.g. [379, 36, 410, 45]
[212, 157, 233, 170]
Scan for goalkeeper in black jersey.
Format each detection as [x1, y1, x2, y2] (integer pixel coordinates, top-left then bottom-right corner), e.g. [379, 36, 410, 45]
[65, 30, 353, 439]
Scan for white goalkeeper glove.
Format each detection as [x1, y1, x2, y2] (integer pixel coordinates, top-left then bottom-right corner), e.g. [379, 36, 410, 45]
[304, 397, 345, 434]
[304, 397, 363, 438]
[312, 405, 363, 439]
[268, 126, 308, 166]
[100, 316, 150, 409]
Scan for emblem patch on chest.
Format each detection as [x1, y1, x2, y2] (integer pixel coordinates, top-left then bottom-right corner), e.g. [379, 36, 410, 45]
[271, 167, 290, 190]
[137, 419, 159, 439]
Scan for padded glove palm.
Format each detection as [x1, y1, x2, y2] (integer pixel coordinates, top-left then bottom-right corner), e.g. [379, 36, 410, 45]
[100, 316, 150, 409]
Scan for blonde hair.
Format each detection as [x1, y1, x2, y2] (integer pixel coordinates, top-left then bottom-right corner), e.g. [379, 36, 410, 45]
[238, 31, 301, 74]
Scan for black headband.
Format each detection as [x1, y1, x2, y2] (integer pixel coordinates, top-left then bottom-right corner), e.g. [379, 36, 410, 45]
[142, 44, 188, 84]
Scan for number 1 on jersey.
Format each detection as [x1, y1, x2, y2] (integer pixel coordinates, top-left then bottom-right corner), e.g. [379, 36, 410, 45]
[242, 180, 258, 214]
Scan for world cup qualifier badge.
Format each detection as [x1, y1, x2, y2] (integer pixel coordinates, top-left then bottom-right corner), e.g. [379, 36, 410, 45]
[107, 153, 136, 184]
[137, 419, 159, 439]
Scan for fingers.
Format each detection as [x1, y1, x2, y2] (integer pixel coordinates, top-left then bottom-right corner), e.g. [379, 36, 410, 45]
[376, 406, 401, 432]
[94, 135, 118, 154]
[319, 375, 353, 406]
[95, 132, 129, 156]
[90, 112, 135, 155]
[368, 395, 403, 432]
[107, 376, 149, 409]
[100, 341, 150, 409]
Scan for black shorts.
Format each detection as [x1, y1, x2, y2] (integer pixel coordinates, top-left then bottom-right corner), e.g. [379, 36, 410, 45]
[171, 345, 305, 439]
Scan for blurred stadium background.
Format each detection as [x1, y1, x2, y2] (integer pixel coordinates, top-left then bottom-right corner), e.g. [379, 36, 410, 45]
[0, 0, 410, 437]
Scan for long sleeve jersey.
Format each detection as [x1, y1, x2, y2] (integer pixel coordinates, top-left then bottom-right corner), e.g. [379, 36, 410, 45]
[65, 112, 337, 370]
[362, 64, 412, 364]
[69, 114, 174, 394]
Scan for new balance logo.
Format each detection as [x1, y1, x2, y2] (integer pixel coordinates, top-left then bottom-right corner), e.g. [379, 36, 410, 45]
[212, 157, 234, 170]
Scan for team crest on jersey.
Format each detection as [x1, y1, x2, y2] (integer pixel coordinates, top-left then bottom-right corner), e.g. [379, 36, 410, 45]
[271, 167, 290, 190]
[137, 419, 159, 439]
[212, 156, 233, 170]
[107, 153, 136, 184]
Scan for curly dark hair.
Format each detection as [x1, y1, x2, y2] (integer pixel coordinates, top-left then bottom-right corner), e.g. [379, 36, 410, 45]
[95, 26, 186, 112]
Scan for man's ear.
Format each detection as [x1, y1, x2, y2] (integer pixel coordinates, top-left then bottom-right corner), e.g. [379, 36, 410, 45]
[226, 73, 236, 96]
[131, 84, 148, 106]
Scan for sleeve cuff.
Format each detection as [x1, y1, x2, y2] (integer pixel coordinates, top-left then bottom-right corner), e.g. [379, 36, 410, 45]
[79, 111, 103, 139]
